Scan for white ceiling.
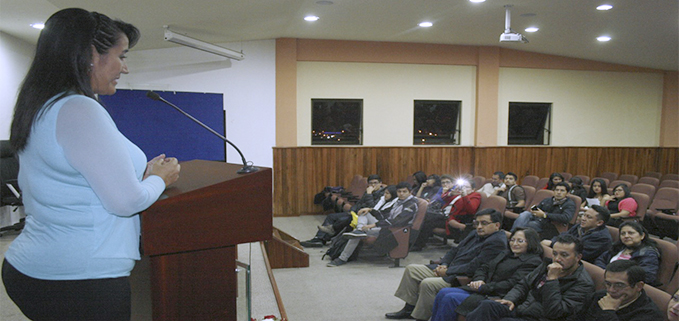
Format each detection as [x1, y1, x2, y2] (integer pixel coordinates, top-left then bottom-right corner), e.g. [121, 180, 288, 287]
[1, 0, 677, 71]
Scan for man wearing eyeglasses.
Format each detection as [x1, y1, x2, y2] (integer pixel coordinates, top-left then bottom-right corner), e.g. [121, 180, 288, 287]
[386, 209, 506, 320]
[466, 234, 594, 321]
[577, 260, 663, 321]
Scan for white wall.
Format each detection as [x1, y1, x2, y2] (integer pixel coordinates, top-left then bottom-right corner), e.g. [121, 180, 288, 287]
[297, 62, 477, 146]
[0, 32, 35, 139]
[116, 39, 276, 167]
[497, 68, 664, 146]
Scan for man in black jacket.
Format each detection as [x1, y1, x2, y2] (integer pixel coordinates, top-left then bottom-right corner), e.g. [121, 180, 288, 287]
[512, 182, 576, 239]
[542, 205, 612, 263]
[386, 209, 507, 320]
[466, 234, 594, 321]
[577, 260, 663, 321]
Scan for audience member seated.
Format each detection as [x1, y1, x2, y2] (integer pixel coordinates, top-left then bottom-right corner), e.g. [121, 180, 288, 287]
[542, 205, 612, 263]
[417, 174, 442, 201]
[495, 172, 526, 213]
[326, 183, 417, 267]
[595, 221, 660, 286]
[412, 171, 428, 191]
[300, 174, 386, 247]
[465, 234, 594, 321]
[385, 209, 507, 320]
[569, 177, 588, 208]
[413, 176, 481, 251]
[576, 260, 663, 321]
[544, 172, 565, 190]
[430, 227, 543, 321]
[586, 178, 610, 207]
[511, 182, 576, 239]
[477, 171, 505, 197]
[668, 289, 679, 321]
[604, 184, 638, 227]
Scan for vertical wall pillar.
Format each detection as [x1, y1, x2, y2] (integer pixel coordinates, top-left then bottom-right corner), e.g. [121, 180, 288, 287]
[660, 71, 679, 147]
[475, 46, 501, 146]
[276, 38, 298, 147]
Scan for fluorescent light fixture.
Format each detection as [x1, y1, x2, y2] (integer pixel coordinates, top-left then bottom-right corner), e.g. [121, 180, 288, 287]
[30, 23, 45, 29]
[470, 0, 486, 2]
[163, 29, 244, 60]
[304, 15, 320, 22]
[597, 4, 613, 10]
[525, 27, 539, 33]
[597, 36, 611, 42]
[418, 21, 433, 27]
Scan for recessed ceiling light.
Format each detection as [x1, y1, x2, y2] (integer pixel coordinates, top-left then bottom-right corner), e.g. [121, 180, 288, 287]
[597, 4, 613, 10]
[30, 23, 45, 29]
[597, 36, 611, 42]
[316, 0, 333, 4]
[418, 22, 433, 27]
[304, 15, 320, 22]
[469, 0, 486, 3]
[525, 27, 539, 33]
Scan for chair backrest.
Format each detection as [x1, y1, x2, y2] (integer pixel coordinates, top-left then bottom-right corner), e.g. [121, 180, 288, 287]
[601, 172, 619, 182]
[661, 173, 679, 182]
[606, 225, 619, 243]
[643, 284, 671, 321]
[535, 177, 549, 190]
[660, 180, 679, 189]
[582, 261, 606, 291]
[521, 175, 539, 188]
[410, 198, 429, 231]
[566, 194, 582, 224]
[388, 198, 429, 260]
[574, 175, 590, 185]
[472, 176, 485, 190]
[610, 180, 632, 188]
[638, 177, 660, 188]
[619, 174, 639, 185]
[521, 185, 537, 207]
[346, 175, 367, 196]
[629, 192, 650, 221]
[560, 172, 573, 181]
[654, 238, 678, 291]
[648, 188, 679, 214]
[631, 183, 657, 202]
[529, 189, 555, 208]
[479, 195, 507, 216]
[644, 172, 662, 179]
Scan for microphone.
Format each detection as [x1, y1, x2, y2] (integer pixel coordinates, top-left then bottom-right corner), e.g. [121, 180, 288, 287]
[146, 91, 258, 174]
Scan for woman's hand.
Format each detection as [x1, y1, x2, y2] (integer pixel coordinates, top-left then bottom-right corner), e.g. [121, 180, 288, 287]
[468, 280, 485, 291]
[146, 154, 180, 187]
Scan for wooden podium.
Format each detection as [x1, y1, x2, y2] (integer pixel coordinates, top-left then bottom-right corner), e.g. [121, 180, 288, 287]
[140, 160, 272, 320]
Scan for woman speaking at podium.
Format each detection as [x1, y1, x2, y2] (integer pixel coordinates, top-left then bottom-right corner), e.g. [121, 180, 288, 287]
[2, 8, 180, 320]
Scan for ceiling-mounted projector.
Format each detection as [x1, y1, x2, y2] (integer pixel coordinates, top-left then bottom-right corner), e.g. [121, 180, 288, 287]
[164, 28, 245, 60]
[499, 5, 528, 43]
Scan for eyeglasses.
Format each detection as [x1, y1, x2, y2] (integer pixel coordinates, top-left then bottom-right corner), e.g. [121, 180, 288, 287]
[473, 220, 493, 227]
[509, 238, 526, 244]
[604, 281, 630, 290]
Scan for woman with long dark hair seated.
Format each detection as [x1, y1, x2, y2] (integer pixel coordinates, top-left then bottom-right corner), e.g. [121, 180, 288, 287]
[604, 184, 638, 227]
[586, 178, 610, 207]
[544, 172, 565, 190]
[595, 221, 660, 285]
[429, 227, 543, 321]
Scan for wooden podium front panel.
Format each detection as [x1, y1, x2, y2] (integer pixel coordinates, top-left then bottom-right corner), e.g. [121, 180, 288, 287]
[150, 246, 236, 320]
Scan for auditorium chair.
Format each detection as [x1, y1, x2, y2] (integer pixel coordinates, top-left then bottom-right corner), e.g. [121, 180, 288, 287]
[631, 183, 657, 203]
[623, 192, 650, 223]
[504, 188, 550, 230]
[521, 175, 539, 188]
[644, 171, 662, 179]
[471, 176, 485, 191]
[607, 225, 619, 243]
[535, 177, 549, 190]
[660, 180, 679, 189]
[661, 173, 679, 182]
[610, 180, 632, 188]
[479, 195, 507, 215]
[560, 172, 573, 181]
[601, 172, 619, 183]
[619, 174, 639, 185]
[653, 238, 678, 291]
[645, 187, 679, 239]
[638, 176, 660, 188]
[644, 285, 671, 321]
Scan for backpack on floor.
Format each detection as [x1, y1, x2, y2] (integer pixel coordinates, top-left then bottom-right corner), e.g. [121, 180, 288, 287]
[322, 227, 362, 261]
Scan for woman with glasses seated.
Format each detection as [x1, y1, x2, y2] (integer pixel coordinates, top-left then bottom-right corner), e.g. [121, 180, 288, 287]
[430, 228, 543, 321]
[604, 184, 638, 227]
[595, 221, 660, 286]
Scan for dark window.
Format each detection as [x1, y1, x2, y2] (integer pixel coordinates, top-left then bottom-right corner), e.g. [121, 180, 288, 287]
[508, 102, 551, 145]
[413, 100, 461, 145]
[311, 99, 362, 145]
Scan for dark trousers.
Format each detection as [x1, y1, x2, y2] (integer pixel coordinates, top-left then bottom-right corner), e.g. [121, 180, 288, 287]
[414, 213, 447, 247]
[466, 299, 530, 321]
[2, 259, 131, 321]
[315, 212, 352, 241]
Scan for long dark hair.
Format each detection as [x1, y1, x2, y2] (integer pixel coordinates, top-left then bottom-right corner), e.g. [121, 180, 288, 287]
[10, 8, 140, 152]
[546, 172, 565, 190]
[587, 178, 609, 198]
[383, 185, 397, 201]
[611, 221, 657, 254]
[612, 183, 632, 200]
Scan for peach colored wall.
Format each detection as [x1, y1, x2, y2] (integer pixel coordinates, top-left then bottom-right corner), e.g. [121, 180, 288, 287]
[275, 38, 297, 147]
[475, 47, 500, 146]
[660, 71, 679, 147]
